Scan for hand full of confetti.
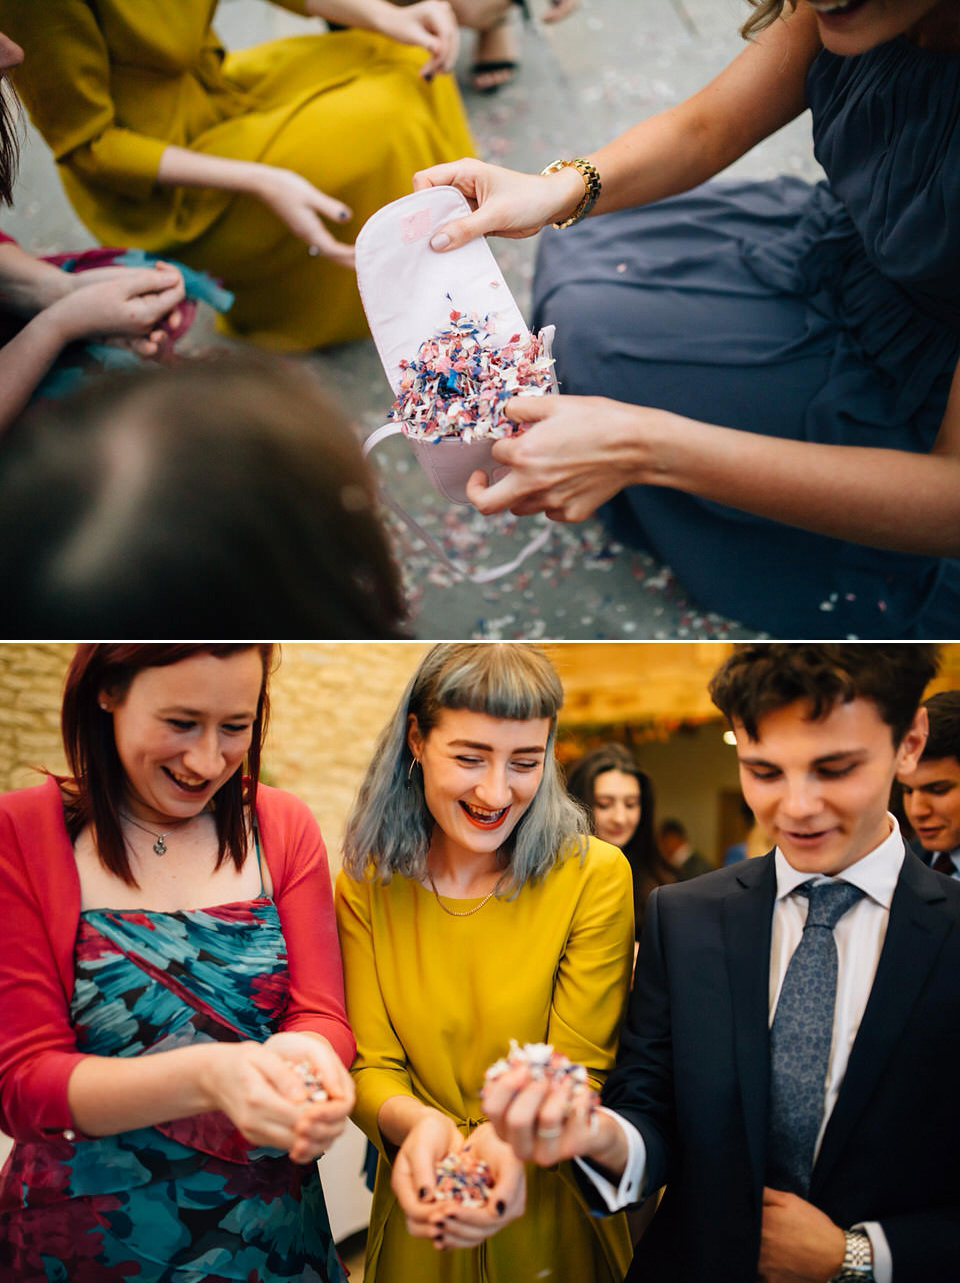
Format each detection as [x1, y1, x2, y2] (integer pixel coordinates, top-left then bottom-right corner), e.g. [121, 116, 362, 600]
[433, 1150, 495, 1206]
[390, 310, 556, 445]
[482, 1040, 590, 1091]
[293, 1060, 329, 1103]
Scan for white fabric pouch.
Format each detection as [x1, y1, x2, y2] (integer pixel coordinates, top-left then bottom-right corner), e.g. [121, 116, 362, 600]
[356, 186, 554, 580]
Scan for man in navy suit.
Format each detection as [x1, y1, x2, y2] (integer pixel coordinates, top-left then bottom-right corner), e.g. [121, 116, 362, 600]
[897, 690, 960, 881]
[482, 645, 959, 1283]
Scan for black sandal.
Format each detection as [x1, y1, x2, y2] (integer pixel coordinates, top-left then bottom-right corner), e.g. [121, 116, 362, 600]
[469, 57, 519, 93]
[471, 6, 523, 95]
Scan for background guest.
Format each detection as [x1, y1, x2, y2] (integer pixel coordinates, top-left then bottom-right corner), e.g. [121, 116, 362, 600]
[566, 741, 676, 940]
[897, 689, 960, 880]
[657, 817, 712, 880]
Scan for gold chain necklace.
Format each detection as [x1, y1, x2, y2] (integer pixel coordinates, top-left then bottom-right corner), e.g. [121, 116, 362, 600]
[426, 871, 497, 918]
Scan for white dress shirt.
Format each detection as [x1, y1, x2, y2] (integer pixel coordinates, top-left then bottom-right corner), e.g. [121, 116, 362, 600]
[579, 818, 908, 1282]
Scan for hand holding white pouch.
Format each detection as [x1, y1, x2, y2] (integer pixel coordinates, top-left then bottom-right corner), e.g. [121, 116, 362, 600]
[356, 185, 557, 505]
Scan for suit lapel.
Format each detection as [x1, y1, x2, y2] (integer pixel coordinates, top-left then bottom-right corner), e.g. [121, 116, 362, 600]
[812, 855, 952, 1192]
[723, 853, 777, 1199]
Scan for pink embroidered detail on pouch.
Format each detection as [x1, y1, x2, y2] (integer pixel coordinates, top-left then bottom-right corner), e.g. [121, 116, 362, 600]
[401, 209, 433, 244]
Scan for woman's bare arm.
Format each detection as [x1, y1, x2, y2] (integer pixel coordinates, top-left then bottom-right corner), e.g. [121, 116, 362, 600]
[415, 2, 822, 245]
[466, 357, 960, 558]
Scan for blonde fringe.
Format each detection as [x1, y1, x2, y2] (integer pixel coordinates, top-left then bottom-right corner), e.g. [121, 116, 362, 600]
[741, 0, 799, 39]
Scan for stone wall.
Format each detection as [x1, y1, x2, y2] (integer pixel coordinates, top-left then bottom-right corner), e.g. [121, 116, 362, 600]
[0, 643, 428, 875]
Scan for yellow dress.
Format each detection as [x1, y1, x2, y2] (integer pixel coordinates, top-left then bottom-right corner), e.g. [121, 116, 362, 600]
[1, 0, 475, 350]
[335, 837, 634, 1283]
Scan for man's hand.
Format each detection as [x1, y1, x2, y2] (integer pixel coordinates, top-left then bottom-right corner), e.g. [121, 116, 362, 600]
[758, 1187, 847, 1283]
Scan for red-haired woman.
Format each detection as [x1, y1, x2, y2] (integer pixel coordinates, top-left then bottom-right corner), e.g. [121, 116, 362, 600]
[0, 644, 356, 1283]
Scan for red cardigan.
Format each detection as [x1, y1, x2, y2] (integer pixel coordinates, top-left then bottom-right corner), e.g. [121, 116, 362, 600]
[0, 776, 355, 1141]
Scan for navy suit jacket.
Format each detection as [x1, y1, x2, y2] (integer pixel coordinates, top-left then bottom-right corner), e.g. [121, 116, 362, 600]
[590, 850, 960, 1283]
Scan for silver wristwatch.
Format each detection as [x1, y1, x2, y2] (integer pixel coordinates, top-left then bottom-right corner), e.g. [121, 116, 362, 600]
[829, 1229, 874, 1282]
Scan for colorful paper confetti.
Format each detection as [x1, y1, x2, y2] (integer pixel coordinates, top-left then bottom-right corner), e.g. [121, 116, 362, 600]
[434, 1151, 495, 1206]
[482, 1039, 589, 1090]
[294, 1061, 328, 1103]
[390, 310, 555, 444]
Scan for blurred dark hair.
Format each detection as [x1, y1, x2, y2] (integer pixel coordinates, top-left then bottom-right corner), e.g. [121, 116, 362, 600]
[0, 78, 19, 205]
[566, 741, 674, 938]
[59, 644, 275, 887]
[920, 690, 960, 762]
[709, 644, 940, 745]
[658, 817, 687, 841]
[0, 353, 406, 636]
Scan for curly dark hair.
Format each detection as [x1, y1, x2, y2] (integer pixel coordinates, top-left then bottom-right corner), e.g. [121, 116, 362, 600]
[709, 644, 940, 745]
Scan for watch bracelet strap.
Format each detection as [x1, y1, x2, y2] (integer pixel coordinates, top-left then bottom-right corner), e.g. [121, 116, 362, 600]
[829, 1229, 875, 1282]
[540, 158, 602, 229]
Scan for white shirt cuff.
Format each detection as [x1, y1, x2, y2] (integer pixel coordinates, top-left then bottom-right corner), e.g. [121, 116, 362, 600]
[573, 1106, 646, 1211]
[857, 1222, 891, 1283]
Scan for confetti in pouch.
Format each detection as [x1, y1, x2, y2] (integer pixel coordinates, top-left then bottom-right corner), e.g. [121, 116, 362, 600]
[356, 186, 554, 581]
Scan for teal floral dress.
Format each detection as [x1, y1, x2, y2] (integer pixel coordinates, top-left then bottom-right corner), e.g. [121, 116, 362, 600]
[0, 893, 345, 1283]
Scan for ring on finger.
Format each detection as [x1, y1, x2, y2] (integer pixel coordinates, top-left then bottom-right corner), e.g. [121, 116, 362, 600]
[535, 1125, 564, 1140]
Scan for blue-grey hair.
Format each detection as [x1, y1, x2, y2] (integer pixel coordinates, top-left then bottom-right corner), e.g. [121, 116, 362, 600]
[342, 643, 589, 892]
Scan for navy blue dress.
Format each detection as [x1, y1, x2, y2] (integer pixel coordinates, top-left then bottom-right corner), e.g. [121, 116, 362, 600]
[532, 37, 960, 638]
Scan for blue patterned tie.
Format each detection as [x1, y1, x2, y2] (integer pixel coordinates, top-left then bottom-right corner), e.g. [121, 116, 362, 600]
[766, 879, 865, 1196]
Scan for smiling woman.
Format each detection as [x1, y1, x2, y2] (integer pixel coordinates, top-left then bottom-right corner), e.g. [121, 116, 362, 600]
[0, 643, 357, 1283]
[335, 642, 634, 1283]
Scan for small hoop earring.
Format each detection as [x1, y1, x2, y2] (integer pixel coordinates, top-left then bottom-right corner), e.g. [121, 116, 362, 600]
[407, 757, 420, 785]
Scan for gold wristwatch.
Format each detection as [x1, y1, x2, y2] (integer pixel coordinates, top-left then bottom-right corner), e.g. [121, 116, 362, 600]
[540, 158, 602, 229]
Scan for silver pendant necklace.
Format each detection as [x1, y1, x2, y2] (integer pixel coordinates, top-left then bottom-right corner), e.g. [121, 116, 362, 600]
[120, 811, 193, 856]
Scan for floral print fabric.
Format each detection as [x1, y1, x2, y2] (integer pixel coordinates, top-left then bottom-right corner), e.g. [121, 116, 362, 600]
[0, 897, 344, 1283]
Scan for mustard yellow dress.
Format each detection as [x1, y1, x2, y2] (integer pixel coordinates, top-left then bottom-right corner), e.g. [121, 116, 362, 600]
[335, 837, 634, 1283]
[0, 0, 475, 350]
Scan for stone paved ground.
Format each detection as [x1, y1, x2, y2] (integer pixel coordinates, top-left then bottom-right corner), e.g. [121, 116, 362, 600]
[4, 0, 823, 638]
